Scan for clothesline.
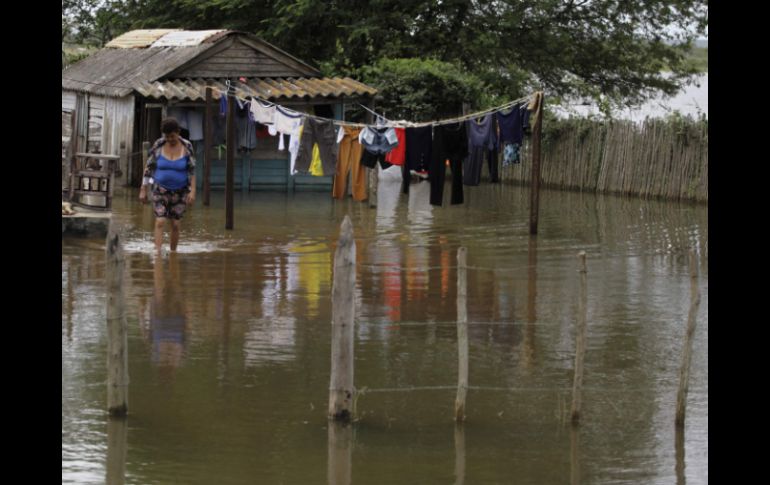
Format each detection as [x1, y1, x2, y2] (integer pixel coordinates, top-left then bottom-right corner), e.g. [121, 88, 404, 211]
[62, 74, 538, 128]
[215, 84, 536, 129]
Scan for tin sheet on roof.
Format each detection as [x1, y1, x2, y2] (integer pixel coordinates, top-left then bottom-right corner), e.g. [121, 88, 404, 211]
[105, 29, 181, 49]
[137, 77, 377, 101]
[150, 30, 228, 47]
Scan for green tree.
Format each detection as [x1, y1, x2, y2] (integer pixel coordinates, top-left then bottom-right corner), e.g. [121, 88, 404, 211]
[354, 57, 487, 122]
[63, 0, 708, 109]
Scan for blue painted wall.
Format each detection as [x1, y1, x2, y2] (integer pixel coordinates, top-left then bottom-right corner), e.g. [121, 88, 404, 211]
[195, 103, 341, 192]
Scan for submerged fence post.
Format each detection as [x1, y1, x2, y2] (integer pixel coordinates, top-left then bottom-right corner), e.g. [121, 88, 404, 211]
[329, 216, 356, 421]
[529, 91, 544, 235]
[676, 250, 701, 427]
[571, 251, 588, 424]
[455, 247, 469, 422]
[106, 227, 128, 416]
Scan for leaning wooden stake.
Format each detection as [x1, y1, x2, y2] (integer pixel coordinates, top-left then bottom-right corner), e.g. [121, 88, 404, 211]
[106, 227, 129, 416]
[329, 216, 356, 421]
[455, 247, 469, 422]
[676, 250, 701, 427]
[570, 251, 588, 424]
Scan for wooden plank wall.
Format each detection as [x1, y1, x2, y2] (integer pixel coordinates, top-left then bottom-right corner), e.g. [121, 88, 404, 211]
[177, 40, 305, 78]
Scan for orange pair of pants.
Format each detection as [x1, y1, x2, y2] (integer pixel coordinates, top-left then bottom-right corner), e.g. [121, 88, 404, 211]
[333, 127, 367, 201]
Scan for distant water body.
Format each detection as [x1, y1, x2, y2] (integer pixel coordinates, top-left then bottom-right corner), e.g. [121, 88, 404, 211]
[554, 73, 708, 121]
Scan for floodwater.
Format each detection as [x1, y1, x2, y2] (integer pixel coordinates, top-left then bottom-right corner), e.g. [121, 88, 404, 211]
[62, 178, 707, 484]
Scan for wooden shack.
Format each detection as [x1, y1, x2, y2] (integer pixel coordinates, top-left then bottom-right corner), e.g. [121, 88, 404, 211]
[62, 29, 377, 192]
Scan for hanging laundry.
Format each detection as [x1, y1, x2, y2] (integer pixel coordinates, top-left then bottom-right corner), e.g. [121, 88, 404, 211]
[502, 143, 521, 166]
[334, 127, 367, 201]
[360, 126, 398, 172]
[465, 114, 498, 186]
[404, 126, 433, 194]
[431, 122, 467, 206]
[288, 124, 302, 174]
[384, 127, 406, 166]
[236, 100, 257, 151]
[295, 118, 338, 175]
[250, 99, 275, 125]
[497, 104, 525, 165]
[359, 126, 399, 154]
[450, 155, 464, 205]
[219, 95, 227, 117]
[310, 144, 324, 176]
[273, 106, 303, 151]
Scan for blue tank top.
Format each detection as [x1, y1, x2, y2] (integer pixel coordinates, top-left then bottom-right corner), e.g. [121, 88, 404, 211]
[154, 153, 189, 190]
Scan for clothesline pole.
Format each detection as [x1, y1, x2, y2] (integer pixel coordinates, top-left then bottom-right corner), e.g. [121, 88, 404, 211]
[203, 87, 212, 206]
[225, 89, 235, 230]
[529, 92, 545, 235]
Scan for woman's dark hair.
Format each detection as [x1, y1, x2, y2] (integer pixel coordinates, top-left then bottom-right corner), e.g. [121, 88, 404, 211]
[161, 117, 181, 134]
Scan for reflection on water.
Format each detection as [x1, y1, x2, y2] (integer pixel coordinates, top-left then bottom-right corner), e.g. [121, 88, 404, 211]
[106, 418, 127, 485]
[327, 422, 353, 485]
[143, 253, 187, 381]
[63, 185, 707, 484]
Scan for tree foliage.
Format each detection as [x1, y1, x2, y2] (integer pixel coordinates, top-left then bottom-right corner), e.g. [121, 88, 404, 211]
[62, 0, 708, 109]
[354, 58, 487, 122]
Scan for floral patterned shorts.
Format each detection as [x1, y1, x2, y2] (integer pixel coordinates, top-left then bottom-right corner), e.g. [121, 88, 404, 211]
[151, 185, 189, 220]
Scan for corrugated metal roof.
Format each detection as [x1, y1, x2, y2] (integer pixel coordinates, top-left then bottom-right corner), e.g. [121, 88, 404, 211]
[105, 29, 181, 49]
[63, 30, 375, 100]
[133, 77, 377, 101]
[62, 45, 215, 97]
[150, 30, 227, 47]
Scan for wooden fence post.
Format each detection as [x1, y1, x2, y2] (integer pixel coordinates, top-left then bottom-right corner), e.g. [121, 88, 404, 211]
[455, 247, 469, 421]
[675, 250, 701, 426]
[571, 251, 588, 424]
[106, 227, 128, 416]
[329, 216, 356, 421]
